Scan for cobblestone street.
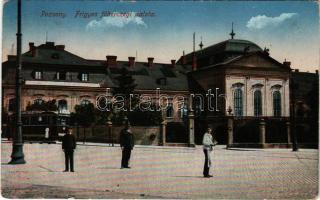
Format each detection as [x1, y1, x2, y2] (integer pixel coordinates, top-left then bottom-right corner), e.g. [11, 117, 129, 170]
[1, 141, 318, 199]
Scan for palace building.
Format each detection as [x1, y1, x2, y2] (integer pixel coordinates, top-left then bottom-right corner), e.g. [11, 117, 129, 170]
[2, 41, 191, 144]
[2, 32, 318, 147]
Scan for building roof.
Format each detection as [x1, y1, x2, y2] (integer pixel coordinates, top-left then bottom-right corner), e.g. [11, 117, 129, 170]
[191, 51, 291, 73]
[3, 42, 191, 91]
[23, 42, 99, 67]
[178, 39, 263, 65]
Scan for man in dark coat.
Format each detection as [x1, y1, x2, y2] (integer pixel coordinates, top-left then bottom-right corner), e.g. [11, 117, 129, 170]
[62, 128, 76, 172]
[119, 122, 134, 169]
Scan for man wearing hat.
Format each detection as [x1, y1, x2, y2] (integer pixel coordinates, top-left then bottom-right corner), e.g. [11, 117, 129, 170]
[62, 128, 76, 172]
[119, 121, 134, 169]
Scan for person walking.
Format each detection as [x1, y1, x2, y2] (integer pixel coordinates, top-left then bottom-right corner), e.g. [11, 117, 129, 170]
[62, 128, 76, 172]
[119, 122, 134, 169]
[202, 127, 217, 178]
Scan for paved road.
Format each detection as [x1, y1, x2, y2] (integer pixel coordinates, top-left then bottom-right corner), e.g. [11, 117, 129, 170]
[1, 142, 318, 199]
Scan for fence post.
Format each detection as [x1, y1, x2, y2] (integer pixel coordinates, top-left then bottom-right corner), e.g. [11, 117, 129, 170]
[286, 121, 291, 146]
[188, 111, 195, 147]
[259, 118, 266, 147]
[227, 117, 234, 148]
[160, 121, 166, 146]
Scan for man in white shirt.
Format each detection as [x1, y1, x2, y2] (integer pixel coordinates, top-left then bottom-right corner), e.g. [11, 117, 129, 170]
[202, 127, 217, 178]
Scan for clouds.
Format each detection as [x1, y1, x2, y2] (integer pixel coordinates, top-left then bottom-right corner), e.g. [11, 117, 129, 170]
[86, 12, 147, 30]
[2, 0, 9, 5]
[247, 13, 298, 30]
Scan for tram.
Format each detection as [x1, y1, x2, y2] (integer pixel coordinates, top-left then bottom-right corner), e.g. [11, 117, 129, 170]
[6, 111, 70, 141]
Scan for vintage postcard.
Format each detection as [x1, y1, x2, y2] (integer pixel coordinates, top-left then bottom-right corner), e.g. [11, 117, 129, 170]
[1, 0, 318, 199]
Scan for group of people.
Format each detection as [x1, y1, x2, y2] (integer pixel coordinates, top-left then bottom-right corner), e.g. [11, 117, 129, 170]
[61, 123, 217, 178]
[61, 122, 134, 172]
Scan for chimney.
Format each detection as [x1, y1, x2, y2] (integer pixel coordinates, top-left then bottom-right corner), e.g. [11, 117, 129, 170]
[283, 60, 291, 68]
[106, 55, 117, 67]
[56, 45, 65, 50]
[147, 57, 154, 67]
[45, 42, 55, 47]
[181, 51, 187, 65]
[128, 57, 135, 67]
[316, 70, 319, 74]
[294, 69, 299, 72]
[171, 60, 176, 68]
[192, 53, 197, 71]
[29, 42, 34, 51]
[29, 42, 36, 57]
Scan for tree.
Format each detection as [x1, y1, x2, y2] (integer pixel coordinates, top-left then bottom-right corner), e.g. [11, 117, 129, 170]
[128, 104, 162, 126]
[71, 102, 95, 143]
[113, 67, 138, 124]
[26, 99, 58, 111]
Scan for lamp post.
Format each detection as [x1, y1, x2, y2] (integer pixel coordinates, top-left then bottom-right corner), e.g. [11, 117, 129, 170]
[9, 0, 26, 164]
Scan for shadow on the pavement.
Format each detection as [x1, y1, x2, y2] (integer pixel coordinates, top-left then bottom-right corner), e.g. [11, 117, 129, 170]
[39, 165, 61, 172]
[226, 148, 262, 151]
[173, 176, 204, 178]
[97, 167, 121, 170]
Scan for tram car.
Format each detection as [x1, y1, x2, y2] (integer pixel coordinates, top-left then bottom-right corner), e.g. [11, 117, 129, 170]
[7, 111, 70, 142]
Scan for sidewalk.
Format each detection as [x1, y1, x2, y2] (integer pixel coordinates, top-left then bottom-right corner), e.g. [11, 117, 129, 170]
[1, 142, 318, 199]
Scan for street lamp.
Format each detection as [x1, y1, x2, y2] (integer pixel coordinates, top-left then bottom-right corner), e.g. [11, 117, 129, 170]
[9, 0, 26, 164]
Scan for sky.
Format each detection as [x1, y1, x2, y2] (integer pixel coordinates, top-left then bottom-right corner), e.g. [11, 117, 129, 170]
[2, 0, 319, 72]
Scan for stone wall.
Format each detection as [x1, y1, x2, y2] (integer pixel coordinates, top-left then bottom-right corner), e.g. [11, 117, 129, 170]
[73, 125, 161, 145]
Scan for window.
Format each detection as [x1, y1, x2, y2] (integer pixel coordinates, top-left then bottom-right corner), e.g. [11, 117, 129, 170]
[273, 91, 281, 117]
[254, 90, 262, 116]
[51, 53, 59, 59]
[180, 104, 188, 119]
[56, 72, 66, 80]
[58, 99, 68, 113]
[34, 98, 44, 105]
[234, 88, 243, 116]
[166, 102, 173, 118]
[81, 73, 89, 82]
[8, 98, 16, 112]
[35, 71, 42, 80]
[156, 77, 167, 86]
[80, 99, 91, 106]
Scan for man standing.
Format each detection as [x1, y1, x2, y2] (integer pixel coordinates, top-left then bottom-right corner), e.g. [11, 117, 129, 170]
[62, 128, 76, 172]
[119, 122, 134, 169]
[202, 127, 217, 178]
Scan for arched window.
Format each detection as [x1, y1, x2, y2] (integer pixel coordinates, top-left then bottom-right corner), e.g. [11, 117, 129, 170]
[273, 91, 281, 117]
[8, 98, 16, 112]
[80, 99, 91, 106]
[180, 104, 188, 119]
[254, 90, 262, 116]
[166, 103, 173, 118]
[234, 88, 243, 116]
[58, 99, 68, 113]
[34, 98, 44, 105]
